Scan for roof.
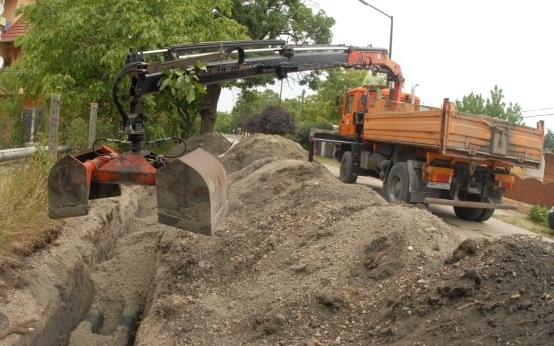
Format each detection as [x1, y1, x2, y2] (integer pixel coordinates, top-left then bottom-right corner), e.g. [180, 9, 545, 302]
[0, 16, 29, 43]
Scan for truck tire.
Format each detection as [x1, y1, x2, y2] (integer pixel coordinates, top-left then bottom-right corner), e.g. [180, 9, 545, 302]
[475, 190, 499, 222]
[453, 195, 483, 221]
[339, 151, 357, 184]
[384, 162, 410, 203]
[475, 208, 495, 222]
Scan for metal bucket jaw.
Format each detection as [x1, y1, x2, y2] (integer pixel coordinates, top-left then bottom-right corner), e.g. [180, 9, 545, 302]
[156, 148, 228, 235]
[48, 148, 121, 219]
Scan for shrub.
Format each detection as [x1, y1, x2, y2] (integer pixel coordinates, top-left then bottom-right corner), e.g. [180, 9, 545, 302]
[287, 120, 334, 149]
[527, 205, 549, 226]
[242, 105, 295, 135]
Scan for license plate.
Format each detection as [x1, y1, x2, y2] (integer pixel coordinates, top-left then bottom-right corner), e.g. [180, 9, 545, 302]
[427, 182, 451, 190]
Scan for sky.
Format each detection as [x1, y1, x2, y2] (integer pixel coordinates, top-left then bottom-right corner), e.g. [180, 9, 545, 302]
[218, 0, 554, 131]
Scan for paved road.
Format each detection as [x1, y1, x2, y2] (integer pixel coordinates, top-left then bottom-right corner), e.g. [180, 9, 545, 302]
[322, 164, 552, 242]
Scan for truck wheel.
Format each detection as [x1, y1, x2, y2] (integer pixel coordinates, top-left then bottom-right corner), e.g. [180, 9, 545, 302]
[384, 162, 409, 203]
[339, 151, 357, 184]
[474, 190, 499, 222]
[453, 195, 483, 221]
[453, 206, 483, 221]
[475, 208, 495, 222]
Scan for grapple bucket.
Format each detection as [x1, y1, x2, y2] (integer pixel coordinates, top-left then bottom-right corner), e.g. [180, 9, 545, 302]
[156, 148, 228, 235]
[48, 147, 121, 219]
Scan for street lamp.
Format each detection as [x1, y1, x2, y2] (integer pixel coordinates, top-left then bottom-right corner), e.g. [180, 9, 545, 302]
[358, 0, 393, 58]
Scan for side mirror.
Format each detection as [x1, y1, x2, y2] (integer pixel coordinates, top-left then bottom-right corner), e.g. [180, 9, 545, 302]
[334, 95, 340, 112]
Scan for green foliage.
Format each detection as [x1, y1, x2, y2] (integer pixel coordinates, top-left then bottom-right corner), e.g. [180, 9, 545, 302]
[231, 89, 281, 128]
[0, 71, 25, 147]
[158, 62, 207, 104]
[61, 117, 89, 151]
[230, 0, 334, 43]
[10, 0, 246, 145]
[288, 120, 334, 149]
[242, 105, 296, 135]
[455, 85, 523, 124]
[527, 205, 549, 226]
[544, 129, 554, 152]
[215, 111, 234, 134]
[215, 0, 336, 127]
[303, 69, 365, 123]
[157, 62, 208, 138]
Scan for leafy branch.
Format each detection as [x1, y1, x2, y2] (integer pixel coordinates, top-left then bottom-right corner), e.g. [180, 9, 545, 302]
[158, 61, 208, 104]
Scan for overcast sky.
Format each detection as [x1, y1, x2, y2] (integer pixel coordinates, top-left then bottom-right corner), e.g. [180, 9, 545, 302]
[219, 0, 554, 131]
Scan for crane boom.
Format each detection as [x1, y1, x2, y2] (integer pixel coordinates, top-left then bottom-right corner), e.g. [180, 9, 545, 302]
[113, 40, 404, 132]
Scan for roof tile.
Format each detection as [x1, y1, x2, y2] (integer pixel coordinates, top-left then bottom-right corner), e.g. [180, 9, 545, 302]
[1, 16, 29, 42]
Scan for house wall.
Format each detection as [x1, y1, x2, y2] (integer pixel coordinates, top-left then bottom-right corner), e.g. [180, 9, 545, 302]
[544, 153, 554, 184]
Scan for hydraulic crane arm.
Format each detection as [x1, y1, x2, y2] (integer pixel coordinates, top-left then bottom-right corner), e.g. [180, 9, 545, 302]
[113, 39, 404, 133]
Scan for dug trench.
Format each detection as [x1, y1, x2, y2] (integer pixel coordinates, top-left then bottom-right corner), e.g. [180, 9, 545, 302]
[3, 133, 554, 346]
[0, 185, 162, 346]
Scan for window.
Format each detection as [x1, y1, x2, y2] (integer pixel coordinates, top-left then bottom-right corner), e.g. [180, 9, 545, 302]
[346, 95, 354, 113]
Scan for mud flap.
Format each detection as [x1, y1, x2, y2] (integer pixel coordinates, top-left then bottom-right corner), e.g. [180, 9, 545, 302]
[156, 148, 228, 235]
[48, 152, 121, 219]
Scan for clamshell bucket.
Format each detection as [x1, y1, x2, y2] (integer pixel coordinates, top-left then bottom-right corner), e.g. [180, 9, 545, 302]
[157, 148, 228, 236]
[48, 146, 122, 219]
[48, 146, 228, 236]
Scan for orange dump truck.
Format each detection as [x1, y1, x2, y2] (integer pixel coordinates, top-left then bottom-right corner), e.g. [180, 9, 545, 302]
[309, 87, 544, 222]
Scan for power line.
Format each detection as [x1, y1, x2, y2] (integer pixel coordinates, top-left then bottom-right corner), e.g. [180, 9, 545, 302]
[521, 107, 554, 113]
[522, 113, 554, 118]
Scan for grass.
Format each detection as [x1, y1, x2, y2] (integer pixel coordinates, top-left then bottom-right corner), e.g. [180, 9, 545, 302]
[0, 155, 62, 268]
[493, 214, 554, 239]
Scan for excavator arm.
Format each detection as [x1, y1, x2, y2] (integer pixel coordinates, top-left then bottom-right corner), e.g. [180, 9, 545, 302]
[49, 40, 403, 235]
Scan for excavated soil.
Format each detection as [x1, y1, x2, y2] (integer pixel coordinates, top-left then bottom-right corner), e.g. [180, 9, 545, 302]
[2, 133, 554, 346]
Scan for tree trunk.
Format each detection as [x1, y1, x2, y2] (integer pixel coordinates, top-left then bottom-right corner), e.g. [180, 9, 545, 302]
[199, 84, 222, 134]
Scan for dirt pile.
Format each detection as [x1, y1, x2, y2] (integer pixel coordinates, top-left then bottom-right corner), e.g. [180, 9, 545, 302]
[136, 133, 554, 346]
[3, 133, 554, 346]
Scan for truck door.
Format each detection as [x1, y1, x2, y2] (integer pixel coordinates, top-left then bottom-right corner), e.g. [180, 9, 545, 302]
[339, 89, 364, 136]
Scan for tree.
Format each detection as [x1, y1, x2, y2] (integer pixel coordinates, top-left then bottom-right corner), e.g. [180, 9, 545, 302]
[242, 105, 295, 135]
[455, 85, 523, 124]
[215, 111, 234, 134]
[544, 129, 554, 152]
[302, 68, 365, 123]
[11, 0, 246, 149]
[231, 89, 280, 128]
[199, 0, 335, 134]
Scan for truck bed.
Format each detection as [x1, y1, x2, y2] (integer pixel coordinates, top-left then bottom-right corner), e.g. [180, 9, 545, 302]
[362, 100, 544, 169]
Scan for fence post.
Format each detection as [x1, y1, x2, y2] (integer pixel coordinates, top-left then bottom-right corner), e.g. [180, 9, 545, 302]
[88, 103, 98, 148]
[48, 94, 61, 161]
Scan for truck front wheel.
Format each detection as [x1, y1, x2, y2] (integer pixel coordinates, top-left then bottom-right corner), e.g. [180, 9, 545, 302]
[340, 151, 357, 184]
[384, 162, 410, 203]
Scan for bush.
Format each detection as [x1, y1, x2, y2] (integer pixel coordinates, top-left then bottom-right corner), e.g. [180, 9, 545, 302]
[242, 105, 295, 135]
[287, 120, 334, 149]
[527, 205, 549, 226]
